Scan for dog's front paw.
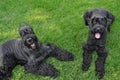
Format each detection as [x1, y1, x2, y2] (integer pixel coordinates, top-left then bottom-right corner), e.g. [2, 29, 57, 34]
[50, 70, 59, 78]
[96, 71, 105, 79]
[41, 63, 59, 78]
[82, 63, 89, 71]
[56, 51, 74, 61]
[66, 52, 74, 61]
[47, 43, 74, 61]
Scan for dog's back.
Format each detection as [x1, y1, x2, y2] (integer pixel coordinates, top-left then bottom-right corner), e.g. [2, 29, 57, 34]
[0, 46, 3, 67]
[0, 39, 17, 67]
[1, 39, 30, 61]
[1, 39, 19, 53]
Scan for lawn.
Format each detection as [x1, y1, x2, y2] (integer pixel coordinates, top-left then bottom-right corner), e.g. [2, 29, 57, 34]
[0, 0, 120, 80]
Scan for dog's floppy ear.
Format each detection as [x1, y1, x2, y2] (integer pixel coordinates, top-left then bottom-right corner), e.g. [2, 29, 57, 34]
[106, 11, 115, 32]
[107, 12, 115, 24]
[83, 11, 92, 25]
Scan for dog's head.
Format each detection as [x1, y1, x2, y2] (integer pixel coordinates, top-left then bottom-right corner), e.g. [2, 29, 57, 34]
[19, 23, 38, 49]
[83, 8, 115, 39]
[19, 23, 34, 37]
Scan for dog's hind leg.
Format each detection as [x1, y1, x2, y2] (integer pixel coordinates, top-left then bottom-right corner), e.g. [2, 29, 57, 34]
[95, 47, 108, 79]
[47, 43, 74, 61]
[24, 63, 59, 78]
[82, 43, 94, 71]
[0, 54, 16, 80]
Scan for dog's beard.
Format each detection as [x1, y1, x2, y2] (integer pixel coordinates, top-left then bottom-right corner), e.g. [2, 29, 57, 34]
[31, 43, 36, 49]
[95, 33, 101, 39]
[23, 34, 38, 50]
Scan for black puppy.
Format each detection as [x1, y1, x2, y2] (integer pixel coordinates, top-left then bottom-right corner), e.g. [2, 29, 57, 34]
[0, 23, 74, 80]
[82, 8, 115, 79]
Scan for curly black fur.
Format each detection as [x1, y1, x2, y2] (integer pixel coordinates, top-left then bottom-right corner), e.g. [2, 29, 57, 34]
[0, 23, 74, 80]
[82, 8, 115, 79]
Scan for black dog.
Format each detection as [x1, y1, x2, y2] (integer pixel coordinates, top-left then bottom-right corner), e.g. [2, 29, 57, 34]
[0, 23, 74, 80]
[82, 8, 115, 79]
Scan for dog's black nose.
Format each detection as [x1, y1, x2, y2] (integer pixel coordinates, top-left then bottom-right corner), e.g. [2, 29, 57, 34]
[27, 38, 33, 43]
[96, 28, 100, 32]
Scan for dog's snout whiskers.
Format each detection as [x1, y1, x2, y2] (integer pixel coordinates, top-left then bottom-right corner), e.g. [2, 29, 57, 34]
[96, 28, 101, 32]
[27, 38, 33, 43]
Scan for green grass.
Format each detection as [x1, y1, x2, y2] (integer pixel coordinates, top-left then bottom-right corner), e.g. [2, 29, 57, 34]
[0, 0, 120, 80]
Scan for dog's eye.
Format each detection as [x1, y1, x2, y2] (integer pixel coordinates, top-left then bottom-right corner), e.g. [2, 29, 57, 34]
[100, 18, 107, 25]
[33, 36, 38, 41]
[25, 29, 29, 32]
[92, 18, 97, 25]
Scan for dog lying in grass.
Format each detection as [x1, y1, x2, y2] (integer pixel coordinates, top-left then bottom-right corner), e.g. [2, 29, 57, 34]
[0, 23, 74, 80]
[82, 8, 115, 79]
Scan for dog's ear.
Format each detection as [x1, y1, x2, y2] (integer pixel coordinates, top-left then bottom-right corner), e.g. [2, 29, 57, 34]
[19, 28, 26, 37]
[106, 12, 115, 32]
[83, 11, 92, 25]
[107, 12, 115, 24]
[18, 24, 25, 37]
[18, 22, 35, 37]
[24, 22, 35, 34]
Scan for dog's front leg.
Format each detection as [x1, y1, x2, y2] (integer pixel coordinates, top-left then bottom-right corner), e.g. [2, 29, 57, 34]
[24, 63, 59, 78]
[47, 43, 74, 61]
[27, 52, 48, 66]
[82, 43, 94, 71]
[95, 47, 108, 79]
[34, 52, 48, 63]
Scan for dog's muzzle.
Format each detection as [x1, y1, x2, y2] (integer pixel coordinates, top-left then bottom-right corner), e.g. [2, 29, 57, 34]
[92, 25, 105, 39]
[26, 38, 36, 49]
[94, 28, 101, 39]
